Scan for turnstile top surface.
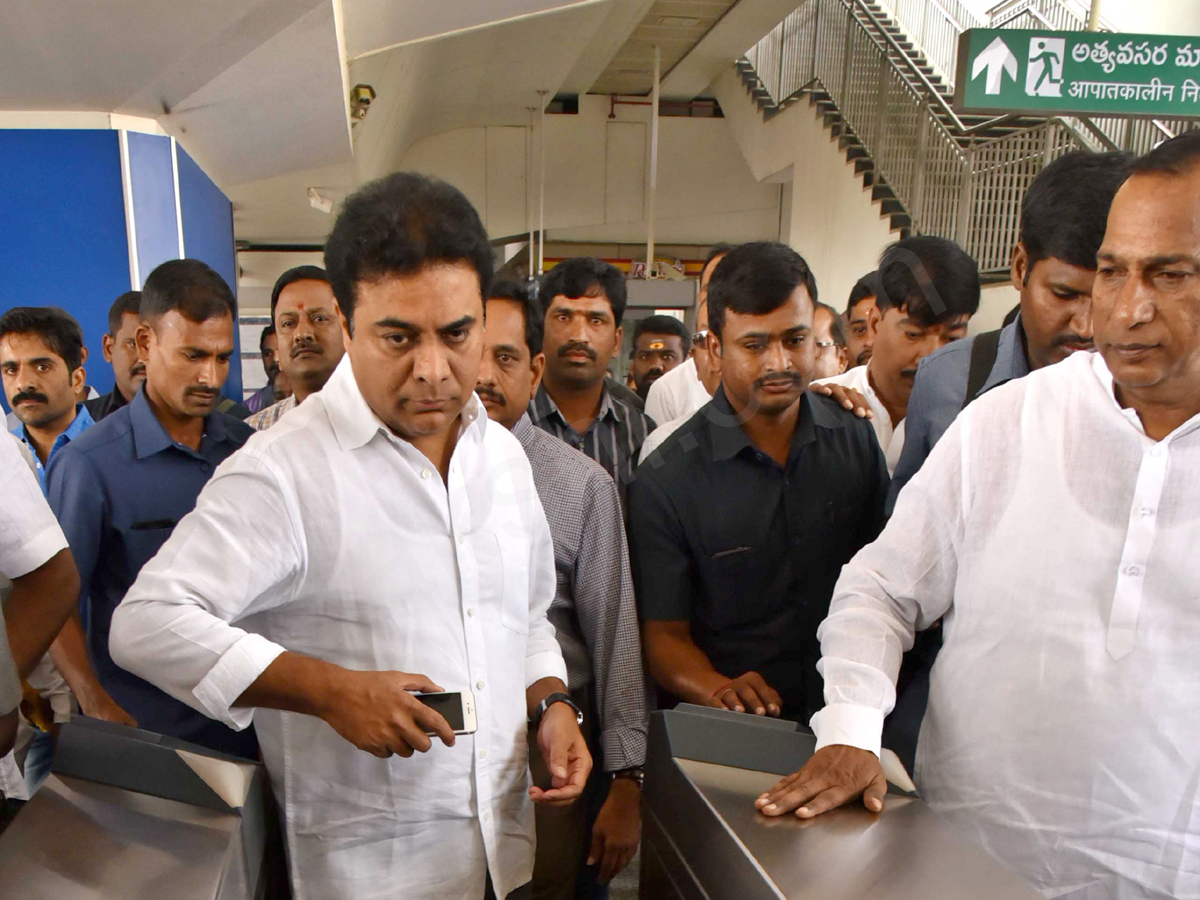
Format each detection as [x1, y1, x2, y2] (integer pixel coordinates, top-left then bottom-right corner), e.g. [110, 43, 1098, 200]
[676, 757, 1041, 900]
[0, 773, 240, 899]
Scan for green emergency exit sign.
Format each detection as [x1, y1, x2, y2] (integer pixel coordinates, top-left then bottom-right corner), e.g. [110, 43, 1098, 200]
[954, 29, 1200, 118]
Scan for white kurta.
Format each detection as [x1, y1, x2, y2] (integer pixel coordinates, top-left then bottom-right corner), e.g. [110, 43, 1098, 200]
[813, 351, 1200, 900]
[111, 357, 567, 900]
[813, 363, 906, 475]
[644, 357, 711, 427]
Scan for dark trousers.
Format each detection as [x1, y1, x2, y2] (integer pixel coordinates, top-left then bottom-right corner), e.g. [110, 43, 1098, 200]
[529, 687, 610, 900]
[486, 873, 532, 900]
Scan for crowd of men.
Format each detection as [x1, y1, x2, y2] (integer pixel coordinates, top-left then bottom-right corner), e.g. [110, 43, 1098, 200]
[0, 130, 1197, 900]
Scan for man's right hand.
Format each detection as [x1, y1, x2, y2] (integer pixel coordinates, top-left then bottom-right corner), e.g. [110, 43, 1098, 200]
[708, 671, 781, 716]
[321, 670, 456, 759]
[79, 688, 138, 728]
[755, 744, 886, 818]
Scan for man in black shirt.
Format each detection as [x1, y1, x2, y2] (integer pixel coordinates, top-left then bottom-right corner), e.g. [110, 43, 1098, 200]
[630, 242, 889, 722]
[85, 291, 145, 422]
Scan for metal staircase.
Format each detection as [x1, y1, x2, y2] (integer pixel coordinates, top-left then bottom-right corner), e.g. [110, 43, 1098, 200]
[738, 0, 1197, 273]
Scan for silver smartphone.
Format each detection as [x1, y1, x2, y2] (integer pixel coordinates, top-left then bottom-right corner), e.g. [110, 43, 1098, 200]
[414, 690, 477, 736]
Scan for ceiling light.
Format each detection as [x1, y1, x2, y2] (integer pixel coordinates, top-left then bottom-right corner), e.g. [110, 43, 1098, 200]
[657, 15, 702, 27]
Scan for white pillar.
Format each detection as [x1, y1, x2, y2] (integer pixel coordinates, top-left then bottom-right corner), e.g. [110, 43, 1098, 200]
[645, 45, 661, 278]
[538, 90, 548, 276]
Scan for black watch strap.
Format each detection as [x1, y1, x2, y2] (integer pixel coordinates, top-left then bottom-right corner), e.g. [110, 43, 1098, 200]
[531, 692, 583, 731]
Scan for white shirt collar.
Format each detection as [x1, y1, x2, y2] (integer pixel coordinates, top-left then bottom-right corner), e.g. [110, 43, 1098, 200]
[321, 355, 488, 453]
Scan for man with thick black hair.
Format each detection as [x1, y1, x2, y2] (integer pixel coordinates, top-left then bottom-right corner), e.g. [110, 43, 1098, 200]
[111, 173, 587, 900]
[46, 258, 255, 758]
[756, 128, 1200, 900]
[477, 279, 646, 896]
[1, 307, 95, 486]
[631, 241, 888, 723]
[87, 291, 146, 422]
[628, 314, 689, 400]
[816, 236, 978, 474]
[844, 273, 880, 367]
[889, 150, 1133, 504]
[531, 257, 654, 505]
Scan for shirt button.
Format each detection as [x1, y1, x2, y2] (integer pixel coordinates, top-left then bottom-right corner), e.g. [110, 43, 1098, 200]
[467, 607, 476, 618]
[421, 469, 431, 479]
[1125, 565, 1142, 577]
[476, 680, 485, 691]
[479, 749, 488, 760]
[201, 462, 211, 473]
[458, 534, 466, 544]
[1150, 446, 1164, 458]
[791, 536, 801, 547]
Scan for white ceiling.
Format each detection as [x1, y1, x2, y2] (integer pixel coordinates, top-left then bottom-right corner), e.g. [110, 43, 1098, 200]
[342, 0, 611, 59]
[0, 0, 783, 242]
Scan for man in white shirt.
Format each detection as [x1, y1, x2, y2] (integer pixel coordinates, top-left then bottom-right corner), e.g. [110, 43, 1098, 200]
[0, 432, 79, 810]
[645, 244, 731, 427]
[639, 295, 722, 464]
[756, 132, 1200, 899]
[110, 172, 591, 900]
[812, 236, 977, 474]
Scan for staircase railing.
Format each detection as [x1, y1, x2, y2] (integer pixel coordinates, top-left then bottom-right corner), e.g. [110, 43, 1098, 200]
[742, 0, 1198, 271]
[878, 0, 985, 86]
[987, 0, 1116, 32]
[744, 0, 1093, 270]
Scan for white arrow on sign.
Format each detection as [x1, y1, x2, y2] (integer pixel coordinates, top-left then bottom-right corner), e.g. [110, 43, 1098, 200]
[971, 36, 1018, 95]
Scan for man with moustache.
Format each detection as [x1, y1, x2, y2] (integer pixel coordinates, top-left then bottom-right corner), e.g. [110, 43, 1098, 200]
[86, 291, 146, 422]
[630, 242, 889, 722]
[531, 258, 655, 506]
[247, 266, 344, 430]
[888, 151, 1132, 504]
[628, 314, 689, 401]
[814, 237, 979, 475]
[812, 302, 850, 380]
[46, 259, 257, 758]
[645, 244, 733, 427]
[110, 174, 589, 900]
[244, 326, 281, 414]
[1, 308, 95, 488]
[756, 131, 1200, 900]
[477, 280, 646, 896]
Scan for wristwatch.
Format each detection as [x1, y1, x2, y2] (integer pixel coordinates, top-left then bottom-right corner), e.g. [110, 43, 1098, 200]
[611, 766, 645, 790]
[530, 692, 583, 731]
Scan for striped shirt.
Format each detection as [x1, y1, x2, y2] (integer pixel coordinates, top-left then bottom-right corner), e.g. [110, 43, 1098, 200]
[513, 413, 647, 771]
[246, 394, 297, 431]
[528, 383, 655, 508]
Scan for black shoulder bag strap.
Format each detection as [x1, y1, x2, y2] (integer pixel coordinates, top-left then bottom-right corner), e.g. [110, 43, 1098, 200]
[961, 328, 1003, 411]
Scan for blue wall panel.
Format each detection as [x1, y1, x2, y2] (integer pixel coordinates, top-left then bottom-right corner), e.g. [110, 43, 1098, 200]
[127, 131, 179, 285]
[0, 129, 130, 399]
[176, 146, 242, 399]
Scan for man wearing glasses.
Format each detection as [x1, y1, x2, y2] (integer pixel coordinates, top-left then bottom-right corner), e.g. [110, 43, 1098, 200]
[811, 302, 849, 380]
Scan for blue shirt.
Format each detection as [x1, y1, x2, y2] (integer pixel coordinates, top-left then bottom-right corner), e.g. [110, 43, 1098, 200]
[887, 316, 1031, 512]
[11, 408, 94, 494]
[46, 389, 258, 758]
[11, 404, 94, 491]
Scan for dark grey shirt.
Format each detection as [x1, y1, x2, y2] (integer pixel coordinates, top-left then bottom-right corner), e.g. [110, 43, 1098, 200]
[888, 316, 1031, 511]
[513, 413, 647, 771]
[528, 382, 655, 508]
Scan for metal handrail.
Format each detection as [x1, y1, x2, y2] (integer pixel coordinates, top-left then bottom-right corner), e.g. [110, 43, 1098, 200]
[845, 0, 972, 132]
